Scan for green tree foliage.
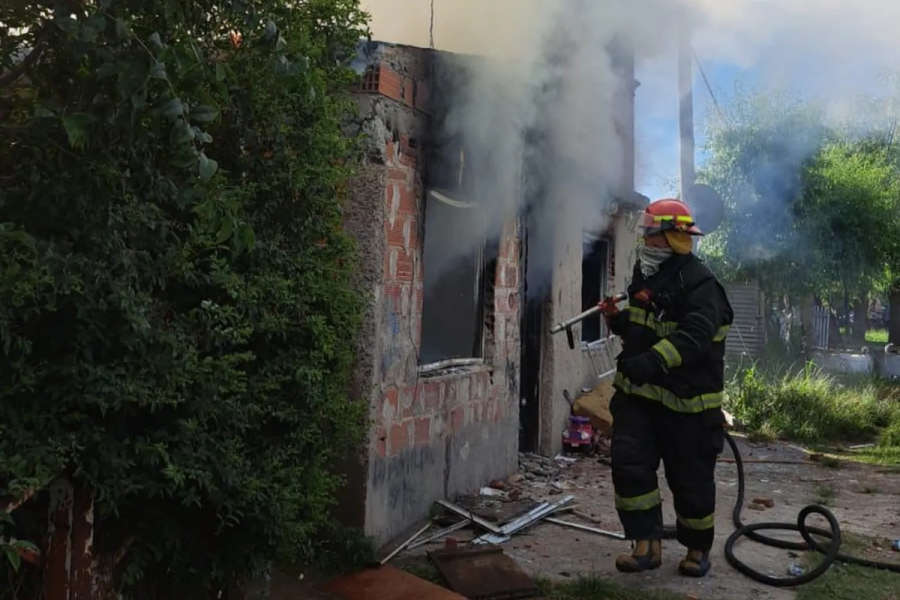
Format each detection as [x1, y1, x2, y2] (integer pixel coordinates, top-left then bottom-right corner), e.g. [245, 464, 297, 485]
[802, 142, 900, 300]
[697, 86, 831, 294]
[698, 84, 900, 311]
[0, 0, 370, 595]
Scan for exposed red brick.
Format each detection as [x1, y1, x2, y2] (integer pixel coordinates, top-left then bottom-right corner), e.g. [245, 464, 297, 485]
[387, 167, 408, 183]
[505, 265, 518, 289]
[399, 152, 417, 168]
[414, 417, 431, 445]
[492, 400, 504, 423]
[397, 185, 418, 215]
[389, 421, 409, 454]
[383, 388, 399, 425]
[450, 407, 465, 433]
[385, 140, 396, 163]
[376, 64, 402, 101]
[395, 253, 415, 283]
[399, 385, 417, 419]
[374, 427, 387, 457]
[423, 382, 442, 412]
[384, 283, 402, 304]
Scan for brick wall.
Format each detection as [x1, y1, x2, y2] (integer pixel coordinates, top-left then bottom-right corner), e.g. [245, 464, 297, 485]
[346, 43, 521, 546]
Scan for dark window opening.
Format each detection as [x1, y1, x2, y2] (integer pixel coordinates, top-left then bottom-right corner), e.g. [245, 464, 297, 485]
[420, 194, 491, 365]
[581, 236, 610, 343]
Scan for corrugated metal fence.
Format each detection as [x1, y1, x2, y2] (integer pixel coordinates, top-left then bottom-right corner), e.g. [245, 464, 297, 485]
[723, 281, 765, 362]
[811, 305, 830, 349]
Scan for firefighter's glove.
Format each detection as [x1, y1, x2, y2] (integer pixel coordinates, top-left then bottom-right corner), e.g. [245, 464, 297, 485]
[618, 351, 664, 387]
[598, 297, 620, 316]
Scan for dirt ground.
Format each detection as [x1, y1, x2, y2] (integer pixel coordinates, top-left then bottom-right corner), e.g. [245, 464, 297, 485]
[259, 436, 900, 600]
[417, 436, 900, 600]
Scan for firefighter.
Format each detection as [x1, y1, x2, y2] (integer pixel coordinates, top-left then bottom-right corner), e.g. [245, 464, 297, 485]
[599, 199, 734, 578]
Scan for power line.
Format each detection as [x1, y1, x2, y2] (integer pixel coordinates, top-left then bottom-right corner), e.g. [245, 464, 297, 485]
[692, 48, 727, 123]
[429, 0, 435, 49]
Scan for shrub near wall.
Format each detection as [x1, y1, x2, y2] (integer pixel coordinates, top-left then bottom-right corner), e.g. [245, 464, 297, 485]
[0, 0, 368, 596]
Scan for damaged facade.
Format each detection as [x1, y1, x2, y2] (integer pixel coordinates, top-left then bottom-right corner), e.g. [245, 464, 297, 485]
[340, 41, 647, 546]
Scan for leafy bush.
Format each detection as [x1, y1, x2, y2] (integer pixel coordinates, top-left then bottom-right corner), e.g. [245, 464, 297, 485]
[725, 364, 899, 444]
[0, 0, 370, 595]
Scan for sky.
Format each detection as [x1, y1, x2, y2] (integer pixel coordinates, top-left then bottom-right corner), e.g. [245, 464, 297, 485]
[359, 0, 900, 283]
[636, 34, 895, 202]
[635, 59, 753, 201]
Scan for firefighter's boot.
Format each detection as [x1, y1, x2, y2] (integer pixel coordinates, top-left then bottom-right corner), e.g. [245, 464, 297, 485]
[678, 549, 711, 577]
[615, 540, 662, 573]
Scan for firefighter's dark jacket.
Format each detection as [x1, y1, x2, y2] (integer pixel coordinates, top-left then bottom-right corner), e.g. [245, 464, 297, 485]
[608, 252, 734, 414]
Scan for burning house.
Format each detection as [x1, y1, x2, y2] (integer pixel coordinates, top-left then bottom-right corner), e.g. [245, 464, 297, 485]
[338, 41, 648, 545]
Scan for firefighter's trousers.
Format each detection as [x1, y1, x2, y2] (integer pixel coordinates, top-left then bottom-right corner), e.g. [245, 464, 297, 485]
[610, 391, 725, 552]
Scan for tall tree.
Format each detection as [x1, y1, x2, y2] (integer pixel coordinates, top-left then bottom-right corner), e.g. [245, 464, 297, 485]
[0, 0, 370, 595]
[698, 83, 900, 345]
[697, 84, 831, 298]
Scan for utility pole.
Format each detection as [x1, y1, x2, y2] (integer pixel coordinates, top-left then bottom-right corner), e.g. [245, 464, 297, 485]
[677, 29, 695, 199]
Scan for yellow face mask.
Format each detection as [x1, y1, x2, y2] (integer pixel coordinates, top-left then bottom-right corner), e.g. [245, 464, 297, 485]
[663, 230, 693, 255]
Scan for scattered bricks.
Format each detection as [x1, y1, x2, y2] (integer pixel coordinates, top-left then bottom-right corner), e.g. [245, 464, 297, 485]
[389, 421, 410, 454]
[414, 417, 431, 445]
[752, 497, 775, 508]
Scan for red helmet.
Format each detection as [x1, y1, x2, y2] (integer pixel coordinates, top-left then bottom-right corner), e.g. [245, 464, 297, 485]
[640, 199, 703, 236]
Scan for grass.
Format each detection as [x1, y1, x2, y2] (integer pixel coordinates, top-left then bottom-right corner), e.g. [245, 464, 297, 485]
[792, 534, 900, 600]
[725, 362, 900, 454]
[866, 329, 889, 344]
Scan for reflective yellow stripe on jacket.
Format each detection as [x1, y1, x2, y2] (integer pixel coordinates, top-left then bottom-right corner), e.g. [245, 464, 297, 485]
[614, 372, 724, 413]
[626, 306, 730, 341]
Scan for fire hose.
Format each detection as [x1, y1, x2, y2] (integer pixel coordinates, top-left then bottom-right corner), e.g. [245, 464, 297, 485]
[550, 295, 900, 586]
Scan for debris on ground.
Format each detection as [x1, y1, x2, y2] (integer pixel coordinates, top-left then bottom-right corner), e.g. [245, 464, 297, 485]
[428, 544, 540, 600]
[752, 497, 775, 508]
[323, 565, 467, 600]
[377, 450, 623, 566]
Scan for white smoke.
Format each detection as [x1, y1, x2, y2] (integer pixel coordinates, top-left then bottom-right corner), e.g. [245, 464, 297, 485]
[360, 0, 900, 285]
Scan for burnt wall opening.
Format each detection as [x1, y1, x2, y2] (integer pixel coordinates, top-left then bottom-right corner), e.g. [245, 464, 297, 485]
[419, 53, 504, 366]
